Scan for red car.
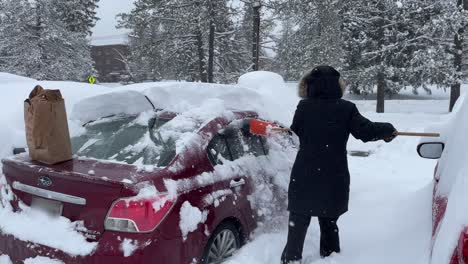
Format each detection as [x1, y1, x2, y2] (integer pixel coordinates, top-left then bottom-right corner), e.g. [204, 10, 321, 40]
[0, 108, 286, 263]
[418, 140, 467, 263]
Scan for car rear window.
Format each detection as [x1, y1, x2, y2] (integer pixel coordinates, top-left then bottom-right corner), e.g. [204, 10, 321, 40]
[71, 114, 185, 167]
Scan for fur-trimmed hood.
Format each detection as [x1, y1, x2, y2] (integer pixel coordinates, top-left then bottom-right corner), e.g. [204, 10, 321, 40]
[298, 66, 346, 99]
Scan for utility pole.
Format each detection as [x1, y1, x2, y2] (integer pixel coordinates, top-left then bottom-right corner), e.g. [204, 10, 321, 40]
[252, 1, 261, 71]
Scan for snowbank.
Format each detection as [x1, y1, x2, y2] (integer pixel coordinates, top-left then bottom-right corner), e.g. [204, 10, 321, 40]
[0, 73, 36, 83]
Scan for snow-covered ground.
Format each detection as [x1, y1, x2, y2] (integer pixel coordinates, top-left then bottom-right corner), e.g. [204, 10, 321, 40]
[0, 72, 466, 263]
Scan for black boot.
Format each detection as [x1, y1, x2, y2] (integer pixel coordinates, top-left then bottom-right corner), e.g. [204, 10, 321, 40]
[318, 217, 340, 258]
[281, 212, 312, 264]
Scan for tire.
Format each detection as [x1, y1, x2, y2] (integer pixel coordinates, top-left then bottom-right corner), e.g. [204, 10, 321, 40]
[200, 222, 242, 264]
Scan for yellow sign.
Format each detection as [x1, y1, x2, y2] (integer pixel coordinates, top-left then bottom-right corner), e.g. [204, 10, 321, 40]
[88, 76, 96, 84]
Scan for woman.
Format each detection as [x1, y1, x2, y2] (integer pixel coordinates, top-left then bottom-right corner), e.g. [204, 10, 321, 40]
[281, 66, 397, 263]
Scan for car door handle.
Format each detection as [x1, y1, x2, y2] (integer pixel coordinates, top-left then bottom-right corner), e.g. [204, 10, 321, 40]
[230, 178, 246, 188]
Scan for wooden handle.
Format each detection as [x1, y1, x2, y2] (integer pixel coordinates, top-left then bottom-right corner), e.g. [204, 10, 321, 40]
[397, 132, 440, 137]
[269, 127, 440, 137]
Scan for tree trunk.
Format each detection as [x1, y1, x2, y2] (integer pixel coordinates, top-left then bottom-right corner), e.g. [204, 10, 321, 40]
[196, 32, 207, 83]
[252, 4, 261, 71]
[207, 3, 215, 83]
[376, 71, 385, 113]
[375, 2, 386, 113]
[450, 0, 466, 112]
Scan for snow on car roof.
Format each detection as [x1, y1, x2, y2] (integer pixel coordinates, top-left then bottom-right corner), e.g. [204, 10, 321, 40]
[71, 71, 299, 127]
[71, 82, 265, 125]
[71, 90, 154, 124]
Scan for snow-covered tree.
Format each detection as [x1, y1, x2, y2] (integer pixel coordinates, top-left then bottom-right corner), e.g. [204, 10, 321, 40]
[273, 0, 344, 81]
[52, 0, 100, 35]
[119, 0, 254, 83]
[342, 0, 467, 112]
[0, 0, 94, 81]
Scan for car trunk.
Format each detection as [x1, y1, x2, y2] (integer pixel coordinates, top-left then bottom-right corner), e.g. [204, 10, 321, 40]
[1, 155, 148, 241]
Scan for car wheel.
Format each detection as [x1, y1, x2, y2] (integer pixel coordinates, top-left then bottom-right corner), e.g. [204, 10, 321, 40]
[201, 222, 241, 264]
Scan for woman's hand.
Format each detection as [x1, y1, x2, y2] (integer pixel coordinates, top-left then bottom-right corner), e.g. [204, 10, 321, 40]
[384, 130, 398, 143]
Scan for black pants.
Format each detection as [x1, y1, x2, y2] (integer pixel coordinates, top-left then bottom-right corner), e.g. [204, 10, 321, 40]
[281, 212, 340, 264]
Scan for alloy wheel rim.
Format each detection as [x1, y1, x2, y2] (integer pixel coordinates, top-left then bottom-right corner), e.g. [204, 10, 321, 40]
[207, 229, 238, 264]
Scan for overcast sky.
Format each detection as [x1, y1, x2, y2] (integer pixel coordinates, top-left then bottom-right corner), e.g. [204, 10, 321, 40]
[92, 0, 135, 38]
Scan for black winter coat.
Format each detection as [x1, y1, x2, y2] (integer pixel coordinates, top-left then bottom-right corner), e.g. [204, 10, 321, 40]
[288, 98, 395, 217]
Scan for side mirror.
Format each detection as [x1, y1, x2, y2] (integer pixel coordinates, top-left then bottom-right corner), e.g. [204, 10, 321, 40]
[417, 142, 444, 159]
[13, 148, 27, 155]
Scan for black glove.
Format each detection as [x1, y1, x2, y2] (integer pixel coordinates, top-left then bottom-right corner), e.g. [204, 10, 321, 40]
[384, 129, 398, 143]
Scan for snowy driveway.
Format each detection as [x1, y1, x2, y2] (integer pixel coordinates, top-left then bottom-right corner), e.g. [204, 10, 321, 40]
[228, 100, 448, 264]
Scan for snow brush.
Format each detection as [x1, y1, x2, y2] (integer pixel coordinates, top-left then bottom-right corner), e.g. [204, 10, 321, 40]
[249, 119, 289, 135]
[250, 119, 440, 137]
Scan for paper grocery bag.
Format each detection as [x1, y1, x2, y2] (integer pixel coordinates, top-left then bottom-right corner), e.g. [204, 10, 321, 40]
[24, 85, 72, 164]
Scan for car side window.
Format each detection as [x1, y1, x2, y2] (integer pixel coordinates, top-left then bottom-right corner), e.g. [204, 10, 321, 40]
[239, 119, 268, 157]
[207, 120, 270, 166]
[243, 133, 268, 157]
[223, 127, 245, 161]
[207, 134, 231, 165]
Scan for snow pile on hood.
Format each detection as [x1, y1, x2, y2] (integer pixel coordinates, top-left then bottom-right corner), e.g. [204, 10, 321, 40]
[430, 89, 468, 263]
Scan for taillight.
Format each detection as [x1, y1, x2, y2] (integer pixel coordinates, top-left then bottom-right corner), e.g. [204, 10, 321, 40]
[104, 194, 175, 233]
[457, 227, 468, 263]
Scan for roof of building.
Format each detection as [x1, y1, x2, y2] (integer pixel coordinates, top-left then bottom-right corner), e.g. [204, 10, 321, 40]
[90, 34, 129, 46]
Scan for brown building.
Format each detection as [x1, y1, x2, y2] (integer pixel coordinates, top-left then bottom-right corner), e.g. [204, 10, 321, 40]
[91, 44, 130, 83]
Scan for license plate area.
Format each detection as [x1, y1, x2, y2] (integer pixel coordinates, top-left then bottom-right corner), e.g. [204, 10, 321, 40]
[31, 197, 63, 217]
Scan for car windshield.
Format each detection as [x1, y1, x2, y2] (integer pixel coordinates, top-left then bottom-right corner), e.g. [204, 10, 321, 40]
[71, 114, 182, 167]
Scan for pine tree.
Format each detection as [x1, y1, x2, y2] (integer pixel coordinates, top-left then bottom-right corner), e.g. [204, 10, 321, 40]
[52, 0, 100, 35]
[119, 0, 254, 83]
[273, 0, 344, 81]
[0, 0, 94, 81]
[342, 0, 467, 112]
